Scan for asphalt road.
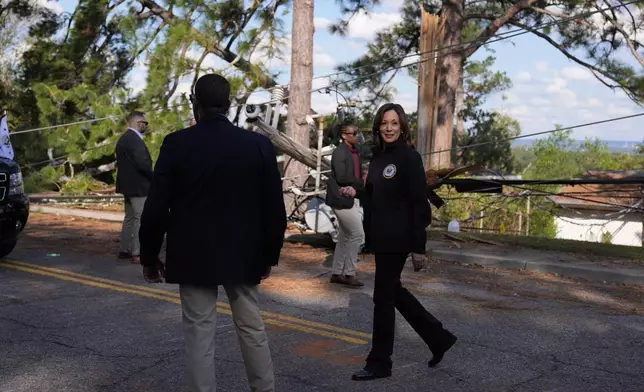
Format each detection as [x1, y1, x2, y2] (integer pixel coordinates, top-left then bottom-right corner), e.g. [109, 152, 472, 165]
[1, 245, 643, 392]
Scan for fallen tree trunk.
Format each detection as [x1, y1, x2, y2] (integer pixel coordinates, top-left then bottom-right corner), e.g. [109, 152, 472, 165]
[246, 109, 330, 173]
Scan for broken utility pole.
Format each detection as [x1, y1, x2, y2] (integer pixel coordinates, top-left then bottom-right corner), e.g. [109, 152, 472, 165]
[416, 5, 445, 169]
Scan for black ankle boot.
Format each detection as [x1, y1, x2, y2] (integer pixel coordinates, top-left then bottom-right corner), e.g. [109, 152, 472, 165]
[428, 330, 458, 368]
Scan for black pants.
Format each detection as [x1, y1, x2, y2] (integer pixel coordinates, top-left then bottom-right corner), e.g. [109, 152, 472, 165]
[366, 253, 447, 371]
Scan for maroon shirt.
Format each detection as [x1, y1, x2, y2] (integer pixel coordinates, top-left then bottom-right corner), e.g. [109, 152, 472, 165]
[347, 144, 360, 179]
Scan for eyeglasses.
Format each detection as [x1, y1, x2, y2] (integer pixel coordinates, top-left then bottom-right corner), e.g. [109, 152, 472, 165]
[342, 132, 358, 136]
[138, 121, 149, 125]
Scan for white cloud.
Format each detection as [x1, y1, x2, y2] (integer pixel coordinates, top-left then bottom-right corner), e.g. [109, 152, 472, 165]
[382, 0, 405, 10]
[401, 54, 420, 67]
[38, 0, 64, 14]
[250, 35, 335, 69]
[345, 10, 402, 40]
[515, 71, 532, 83]
[560, 66, 592, 81]
[606, 104, 634, 117]
[586, 98, 602, 107]
[578, 109, 596, 121]
[314, 17, 332, 31]
[530, 97, 551, 106]
[535, 61, 548, 73]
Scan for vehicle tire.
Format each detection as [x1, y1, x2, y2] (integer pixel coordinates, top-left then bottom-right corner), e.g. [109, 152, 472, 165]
[0, 239, 18, 258]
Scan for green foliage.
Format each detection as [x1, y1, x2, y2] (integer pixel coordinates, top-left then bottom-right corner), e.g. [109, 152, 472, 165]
[3, 0, 291, 178]
[61, 173, 109, 195]
[455, 111, 520, 173]
[601, 231, 613, 244]
[524, 129, 620, 180]
[23, 165, 65, 193]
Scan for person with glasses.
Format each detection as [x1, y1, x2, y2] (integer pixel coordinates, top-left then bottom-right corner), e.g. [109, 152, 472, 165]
[115, 111, 152, 264]
[325, 123, 366, 287]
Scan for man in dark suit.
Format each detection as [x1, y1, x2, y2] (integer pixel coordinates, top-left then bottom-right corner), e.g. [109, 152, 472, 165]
[139, 73, 286, 392]
[115, 111, 152, 264]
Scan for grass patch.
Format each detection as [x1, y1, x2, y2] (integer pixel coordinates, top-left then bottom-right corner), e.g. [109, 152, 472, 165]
[428, 231, 644, 262]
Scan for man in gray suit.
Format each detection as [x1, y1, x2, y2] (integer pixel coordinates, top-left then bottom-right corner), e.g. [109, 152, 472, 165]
[115, 111, 153, 264]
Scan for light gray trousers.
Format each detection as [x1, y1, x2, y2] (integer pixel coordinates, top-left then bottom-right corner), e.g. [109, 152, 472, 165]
[180, 284, 275, 392]
[331, 198, 365, 276]
[119, 196, 146, 256]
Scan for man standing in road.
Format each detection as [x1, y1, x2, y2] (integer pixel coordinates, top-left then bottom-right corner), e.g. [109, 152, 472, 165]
[139, 73, 286, 392]
[115, 111, 152, 264]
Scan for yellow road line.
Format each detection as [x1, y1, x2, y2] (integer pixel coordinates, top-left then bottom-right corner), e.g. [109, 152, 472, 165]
[3, 259, 372, 340]
[0, 260, 369, 345]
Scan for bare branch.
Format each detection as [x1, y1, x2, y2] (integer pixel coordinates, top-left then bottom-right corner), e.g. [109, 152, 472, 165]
[226, 0, 262, 51]
[595, 2, 644, 67]
[529, 6, 593, 27]
[191, 49, 209, 93]
[109, 0, 127, 11]
[510, 20, 638, 98]
[463, 0, 538, 58]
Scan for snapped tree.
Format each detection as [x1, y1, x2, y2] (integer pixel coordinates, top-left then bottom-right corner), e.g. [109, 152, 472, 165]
[327, 0, 644, 167]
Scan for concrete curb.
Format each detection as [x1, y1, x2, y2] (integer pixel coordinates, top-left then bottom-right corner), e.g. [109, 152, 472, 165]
[429, 247, 644, 286]
[30, 205, 124, 222]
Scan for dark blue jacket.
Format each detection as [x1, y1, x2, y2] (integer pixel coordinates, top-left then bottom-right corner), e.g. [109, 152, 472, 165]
[139, 115, 287, 286]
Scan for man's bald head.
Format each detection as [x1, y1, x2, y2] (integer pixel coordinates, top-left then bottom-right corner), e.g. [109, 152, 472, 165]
[127, 111, 148, 133]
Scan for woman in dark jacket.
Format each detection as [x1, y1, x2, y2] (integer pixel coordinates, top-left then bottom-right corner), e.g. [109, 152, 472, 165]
[352, 103, 457, 381]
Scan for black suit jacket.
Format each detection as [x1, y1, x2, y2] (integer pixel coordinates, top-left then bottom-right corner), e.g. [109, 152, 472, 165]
[139, 115, 287, 287]
[115, 129, 153, 197]
[325, 143, 365, 209]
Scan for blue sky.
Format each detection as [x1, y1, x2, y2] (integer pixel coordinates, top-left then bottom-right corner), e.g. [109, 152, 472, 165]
[51, 0, 643, 141]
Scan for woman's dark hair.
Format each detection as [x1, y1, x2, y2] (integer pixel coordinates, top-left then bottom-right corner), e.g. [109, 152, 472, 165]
[371, 103, 411, 149]
[333, 121, 359, 143]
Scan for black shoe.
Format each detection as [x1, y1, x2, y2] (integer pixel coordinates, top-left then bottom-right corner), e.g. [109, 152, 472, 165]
[117, 251, 131, 260]
[351, 368, 391, 381]
[428, 330, 458, 368]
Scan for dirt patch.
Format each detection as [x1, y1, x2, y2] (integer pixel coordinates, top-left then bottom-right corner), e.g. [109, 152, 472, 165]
[293, 339, 364, 366]
[19, 213, 123, 258]
[261, 275, 338, 301]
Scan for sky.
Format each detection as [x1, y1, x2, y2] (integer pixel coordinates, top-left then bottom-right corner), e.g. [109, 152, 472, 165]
[50, 0, 643, 142]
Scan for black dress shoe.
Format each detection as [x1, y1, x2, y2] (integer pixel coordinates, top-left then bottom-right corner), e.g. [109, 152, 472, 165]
[351, 368, 392, 381]
[428, 330, 458, 368]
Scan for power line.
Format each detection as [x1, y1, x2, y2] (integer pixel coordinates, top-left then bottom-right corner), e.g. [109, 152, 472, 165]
[425, 112, 644, 157]
[23, 118, 191, 169]
[9, 103, 188, 136]
[310, 0, 642, 83]
[251, 0, 641, 106]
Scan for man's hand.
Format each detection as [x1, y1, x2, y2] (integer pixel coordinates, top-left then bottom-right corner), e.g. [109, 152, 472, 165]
[411, 253, 427, 272]
[339, 186, 356, 198]
[143, 259, 165, 283]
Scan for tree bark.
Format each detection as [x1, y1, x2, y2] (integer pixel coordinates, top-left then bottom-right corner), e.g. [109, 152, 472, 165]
[455, 69, 465, 137]
[285, 0, 315, 212]
[433, 0, 465, 169]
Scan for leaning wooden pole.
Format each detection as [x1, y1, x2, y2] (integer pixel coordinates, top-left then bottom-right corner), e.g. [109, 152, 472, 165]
[245, 105, 330, 173]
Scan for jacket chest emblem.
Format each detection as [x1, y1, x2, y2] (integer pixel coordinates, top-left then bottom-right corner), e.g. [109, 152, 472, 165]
[382, 164, 397, 179]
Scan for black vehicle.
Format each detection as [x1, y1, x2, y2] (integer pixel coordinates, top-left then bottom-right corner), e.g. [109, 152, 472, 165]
[0, 157, 29, 258]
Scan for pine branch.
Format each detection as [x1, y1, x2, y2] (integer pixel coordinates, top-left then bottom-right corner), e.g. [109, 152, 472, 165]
[136, 0, 278, 89]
